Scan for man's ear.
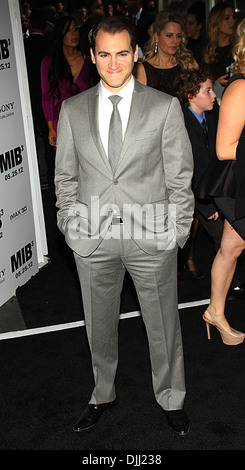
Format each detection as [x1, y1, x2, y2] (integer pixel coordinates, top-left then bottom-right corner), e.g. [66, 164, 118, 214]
[90, 47, 96, 64]
[134, 44, 139, 62]
[188, 93, 195, 103]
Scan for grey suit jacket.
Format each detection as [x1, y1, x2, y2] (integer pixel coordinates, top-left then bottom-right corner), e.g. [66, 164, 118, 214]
[55, 78, 194, 257]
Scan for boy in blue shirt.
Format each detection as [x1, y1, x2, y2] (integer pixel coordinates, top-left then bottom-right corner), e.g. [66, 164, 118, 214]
[175, 69, 245, 296]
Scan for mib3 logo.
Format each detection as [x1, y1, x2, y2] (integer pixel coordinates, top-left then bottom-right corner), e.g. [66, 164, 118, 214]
[0, 39, 10, 60]
[0, 145, 23, 174]
[11, 241, 34, 277]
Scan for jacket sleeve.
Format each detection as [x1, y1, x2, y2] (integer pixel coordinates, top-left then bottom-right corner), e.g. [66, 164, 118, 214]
[162, 97, 194, 248]
[54, 101, 79, 235]
[40, 55, 54, 123]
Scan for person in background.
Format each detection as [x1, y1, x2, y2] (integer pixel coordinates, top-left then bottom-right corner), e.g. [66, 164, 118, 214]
[41, 15, 92, 151]
[202, 18, 245, 346]
[175, 68, 218, 280]
[55, 1, 67, 17]
[24, 8, 54, 187]
[78, 0, 105, 55]
[185, 1, 205, 65]
[124, 0, 156, 57]
[20, 0, 32, 19]
[21, 12, 30, 39]
[106, 3, 114, 16]
[134, 11, 198, 96]
[202, 2, 236, 100]
[79, 5, 89, 23]
[175, 68, 245, 297]
[146, 0, 157, 16]
[166, 0, 187, 20]
[43, 3, 59, 43]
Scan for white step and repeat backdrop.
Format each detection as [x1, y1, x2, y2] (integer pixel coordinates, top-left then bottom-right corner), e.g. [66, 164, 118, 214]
[0, 0, 48, 307]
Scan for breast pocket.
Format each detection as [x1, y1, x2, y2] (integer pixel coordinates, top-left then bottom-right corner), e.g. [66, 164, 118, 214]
[135, 129, 159, 142]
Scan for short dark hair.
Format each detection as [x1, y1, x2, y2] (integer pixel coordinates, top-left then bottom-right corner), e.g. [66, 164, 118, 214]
[29, 8, 47, 30]
[174, 68, 214, 108]
[187, 1, 205, 25]
[90, 15, 138, 53]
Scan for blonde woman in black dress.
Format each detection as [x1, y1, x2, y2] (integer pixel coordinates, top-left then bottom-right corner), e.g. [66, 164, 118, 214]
[203, 19, 245, 345]
[134, 11, 198, 96]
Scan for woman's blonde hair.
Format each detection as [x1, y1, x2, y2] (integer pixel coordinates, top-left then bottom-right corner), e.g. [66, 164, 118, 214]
[231, 18, 245, 74]
[143, 10, 195, 70]
[202, 2, 235, 65]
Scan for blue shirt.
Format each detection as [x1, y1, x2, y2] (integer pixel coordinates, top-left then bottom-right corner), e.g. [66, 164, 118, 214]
[188, 107, 206, 127]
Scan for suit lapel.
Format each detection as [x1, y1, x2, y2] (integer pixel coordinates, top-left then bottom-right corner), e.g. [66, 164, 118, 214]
[115, 80, 145, 173]
[88, 85, 112, 173]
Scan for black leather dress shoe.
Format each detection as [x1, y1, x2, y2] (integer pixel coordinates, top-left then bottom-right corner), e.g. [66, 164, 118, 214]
[73, 401, 116, 432]
[164, 410, 190, 436]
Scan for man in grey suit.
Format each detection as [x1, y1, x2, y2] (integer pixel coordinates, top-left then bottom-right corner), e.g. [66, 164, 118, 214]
[55, 16, 194, 436]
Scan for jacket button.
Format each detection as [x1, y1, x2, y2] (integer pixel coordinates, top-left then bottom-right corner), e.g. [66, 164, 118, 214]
[113, 179, 118, 185]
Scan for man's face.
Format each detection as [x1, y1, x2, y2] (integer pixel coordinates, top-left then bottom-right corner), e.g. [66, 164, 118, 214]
[91, 30, 138, 93]
[185, 14, 202, 39]
[123, 0, 137, 14]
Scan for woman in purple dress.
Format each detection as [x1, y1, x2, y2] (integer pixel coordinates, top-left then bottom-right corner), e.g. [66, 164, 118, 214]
[41, 16, 92, 149]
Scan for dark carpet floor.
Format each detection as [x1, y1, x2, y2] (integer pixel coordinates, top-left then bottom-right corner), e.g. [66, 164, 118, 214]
[1, 188, 245, 455]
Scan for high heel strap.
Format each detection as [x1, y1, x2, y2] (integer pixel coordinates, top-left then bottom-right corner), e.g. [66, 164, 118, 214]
[202, 310, 245, 346]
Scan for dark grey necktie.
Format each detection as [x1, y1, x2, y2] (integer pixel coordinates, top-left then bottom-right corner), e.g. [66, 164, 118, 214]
[108, 95, 122, 174]
[201, 118, 209, 152]
[201, 118, 207, 132]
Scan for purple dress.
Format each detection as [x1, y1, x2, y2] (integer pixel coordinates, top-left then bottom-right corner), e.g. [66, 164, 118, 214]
[41, 54, 91, 133]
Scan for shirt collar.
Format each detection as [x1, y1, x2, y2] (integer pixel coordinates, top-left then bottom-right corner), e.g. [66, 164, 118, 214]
[100, 75, 135, 102]
[188, 107, 206, 124]
[134, 8, 142, 21]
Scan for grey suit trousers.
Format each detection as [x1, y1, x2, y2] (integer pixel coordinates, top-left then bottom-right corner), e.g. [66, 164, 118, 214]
[74, 224, 186, 411]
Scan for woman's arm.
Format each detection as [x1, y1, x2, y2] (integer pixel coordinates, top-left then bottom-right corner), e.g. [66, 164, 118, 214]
[216, 79, 245, 160]
[47, 121, 57, 147]
[216, 73, 229, 86]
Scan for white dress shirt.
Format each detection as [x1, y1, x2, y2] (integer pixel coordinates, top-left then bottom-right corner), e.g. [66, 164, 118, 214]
[98, 76, 135, 157]
[132, 7, 142, 26]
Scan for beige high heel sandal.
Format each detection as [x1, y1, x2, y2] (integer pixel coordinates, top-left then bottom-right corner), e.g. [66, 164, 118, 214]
[202, 310, 245, 346]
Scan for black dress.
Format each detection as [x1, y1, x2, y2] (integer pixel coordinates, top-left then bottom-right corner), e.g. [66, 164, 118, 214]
[142, 62, 181, 96]
[197, 74, 245, 239]
[187, 36, 205, 66]
[204, 44, 233, 81]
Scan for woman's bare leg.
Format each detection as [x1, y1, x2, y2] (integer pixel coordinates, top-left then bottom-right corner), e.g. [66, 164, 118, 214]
[205, 219, 245, 331]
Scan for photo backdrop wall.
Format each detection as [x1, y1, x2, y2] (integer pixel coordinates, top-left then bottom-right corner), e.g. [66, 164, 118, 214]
[0, 0, 48, 307]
